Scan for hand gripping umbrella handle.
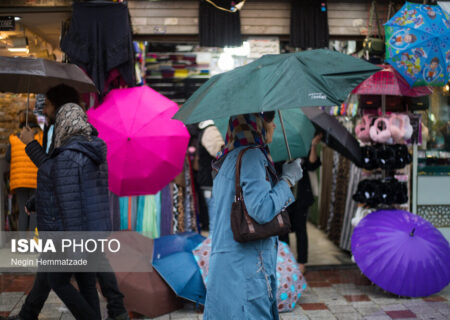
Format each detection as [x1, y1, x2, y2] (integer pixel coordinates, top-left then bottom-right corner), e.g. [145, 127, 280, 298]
[277, 110, 292, 161]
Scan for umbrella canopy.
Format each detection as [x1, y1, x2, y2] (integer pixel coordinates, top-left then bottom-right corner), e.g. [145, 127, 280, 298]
[153, 233, 206, 304]
[106, 233, 182, 318]
[385, 2, 450, 87]
[352, 64, 432, 97]
[302, 107, 363, 166]
[439, 2, 450, 15]
[88, 86, 190, 196]
[115, 271, 183, 318]
[0, 56, 97, 93]
[352, 209, 450, 297]
[105, 231, 154, 273]
[192, 238, 307, 312]
[214, 108, 315, 162]
[173, 49, 381, 124]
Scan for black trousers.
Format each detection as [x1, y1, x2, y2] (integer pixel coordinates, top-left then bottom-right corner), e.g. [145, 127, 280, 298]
[47, 272, 100, 320]
[279, 207, 308, 264]
[15, 188, 37, 232]
[19, 272, 126, 320]
[19, 272, 50, 320]
[97, 272, 126, 318]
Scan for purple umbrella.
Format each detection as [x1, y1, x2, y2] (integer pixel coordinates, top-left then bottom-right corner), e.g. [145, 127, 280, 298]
[352, 209, 450, 297]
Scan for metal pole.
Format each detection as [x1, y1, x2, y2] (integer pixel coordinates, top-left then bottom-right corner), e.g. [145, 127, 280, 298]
[277, 109, 292, 161]
[412, 143, 418, 214]
[382, 95, 386, 180]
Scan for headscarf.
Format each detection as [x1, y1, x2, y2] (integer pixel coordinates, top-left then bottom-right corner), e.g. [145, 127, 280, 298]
[54, 103, 92, 148]
[217, 113, 269, 160]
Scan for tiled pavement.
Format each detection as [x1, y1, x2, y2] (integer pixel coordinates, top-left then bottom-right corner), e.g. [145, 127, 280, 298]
[1, 268, 449, 320]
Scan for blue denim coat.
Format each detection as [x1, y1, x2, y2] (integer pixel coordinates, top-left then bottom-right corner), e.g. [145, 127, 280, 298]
[204, 146, 294, 320]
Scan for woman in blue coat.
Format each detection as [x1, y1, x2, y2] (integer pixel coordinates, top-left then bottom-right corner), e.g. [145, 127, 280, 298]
[204, 112, 303, 320]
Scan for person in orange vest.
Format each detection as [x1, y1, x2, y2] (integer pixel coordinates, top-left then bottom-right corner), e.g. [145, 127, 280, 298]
[6, 110, 43, 231]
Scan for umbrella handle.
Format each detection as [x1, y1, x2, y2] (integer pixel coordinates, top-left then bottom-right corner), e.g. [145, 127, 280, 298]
[26, 77, 30, 127]
[277, 110, 292, 161]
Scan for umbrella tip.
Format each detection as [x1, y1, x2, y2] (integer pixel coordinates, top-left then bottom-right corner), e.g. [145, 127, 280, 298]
[409, 228, 416, 237]
[127, 137, 131, 141]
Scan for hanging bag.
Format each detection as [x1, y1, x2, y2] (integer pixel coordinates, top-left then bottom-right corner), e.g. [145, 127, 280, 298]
[363, 0, 385, 56]
[230, 146, 291, 243]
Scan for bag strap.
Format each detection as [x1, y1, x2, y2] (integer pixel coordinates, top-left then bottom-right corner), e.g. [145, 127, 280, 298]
[235, 146, 259, 201]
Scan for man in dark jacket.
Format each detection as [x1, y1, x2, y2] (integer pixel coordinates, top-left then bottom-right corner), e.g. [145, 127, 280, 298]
[2, 85, 128, 320]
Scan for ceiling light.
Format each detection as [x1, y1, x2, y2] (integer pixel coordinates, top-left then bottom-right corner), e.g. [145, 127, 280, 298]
[7, 47, 29, 53]
[14, 16, 21, 21]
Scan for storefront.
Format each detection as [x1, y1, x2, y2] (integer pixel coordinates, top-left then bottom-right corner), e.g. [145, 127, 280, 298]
[415, 86, 450, 240]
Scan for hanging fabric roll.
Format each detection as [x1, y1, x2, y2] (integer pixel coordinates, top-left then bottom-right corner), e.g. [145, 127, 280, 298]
[339, 162, 362, 251]
[60, 1, 136, 97]
[119, 197, 129, 230]
[160, 184, 173, 236]
[199, 0, 242, 47]
[290, 0, 329, 49]
[136, 196, 146, 233]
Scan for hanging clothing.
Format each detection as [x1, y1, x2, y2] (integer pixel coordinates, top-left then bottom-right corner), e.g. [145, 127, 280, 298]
[9, 132, 43, 191]
[199, 0, 242, 47]
[160, 184, 173, 236]
[339, 163, 362, 251]
[290, 0, 329, 49]
[328, 155, 351, 245]
[60, 2, 135, 96]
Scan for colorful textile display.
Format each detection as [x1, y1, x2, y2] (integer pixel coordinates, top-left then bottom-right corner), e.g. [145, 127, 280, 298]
[192, 238, 307, 312]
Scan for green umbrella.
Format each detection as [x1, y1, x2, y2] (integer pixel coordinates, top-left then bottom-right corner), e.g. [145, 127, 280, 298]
[174, 49, 380, 124]
[215, 108, 315, 162]
[174, 49, 380, 159]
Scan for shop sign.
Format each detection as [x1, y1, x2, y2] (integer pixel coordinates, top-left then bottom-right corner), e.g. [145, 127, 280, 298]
[0, 16, 15, 31]
[248, 37, 280, 59]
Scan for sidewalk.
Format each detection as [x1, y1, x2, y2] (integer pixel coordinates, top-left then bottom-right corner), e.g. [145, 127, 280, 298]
[1, 267, 449, 320]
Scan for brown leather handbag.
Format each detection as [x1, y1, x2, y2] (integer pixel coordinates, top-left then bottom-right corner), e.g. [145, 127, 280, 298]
[230, 146, 291, 243]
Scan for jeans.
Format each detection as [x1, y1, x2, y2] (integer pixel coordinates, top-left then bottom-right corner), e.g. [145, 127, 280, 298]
[47, 272, 100, 320]
[202, 188, 214, 235]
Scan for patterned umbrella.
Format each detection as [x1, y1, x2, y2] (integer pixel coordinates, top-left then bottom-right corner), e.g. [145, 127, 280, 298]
[385, 2, 450, 87]
[352, 65, 432, 97]
[193, 238, 307, 312]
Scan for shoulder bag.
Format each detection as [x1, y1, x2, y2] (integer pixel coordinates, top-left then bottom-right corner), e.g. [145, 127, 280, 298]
[230, 146, 291, 243]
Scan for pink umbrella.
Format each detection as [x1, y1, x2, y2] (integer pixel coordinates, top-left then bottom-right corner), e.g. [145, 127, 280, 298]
[352, 65, 432, 97]
[88, 86, 190, 196]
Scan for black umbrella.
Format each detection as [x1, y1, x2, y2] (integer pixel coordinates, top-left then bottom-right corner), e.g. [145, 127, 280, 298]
[0, 56, 97, 94]
[302, 107, 362, 167]
[0, 56, 97, 125]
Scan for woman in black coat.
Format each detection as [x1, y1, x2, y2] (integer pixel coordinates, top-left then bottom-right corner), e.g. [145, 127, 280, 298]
[25, 84, 110, 320]
[279, 133, 322, 274]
